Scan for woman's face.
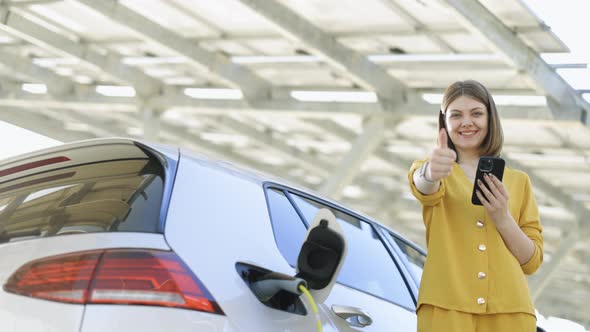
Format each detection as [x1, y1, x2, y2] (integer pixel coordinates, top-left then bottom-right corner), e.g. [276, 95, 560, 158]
[444, 95, 489, 154]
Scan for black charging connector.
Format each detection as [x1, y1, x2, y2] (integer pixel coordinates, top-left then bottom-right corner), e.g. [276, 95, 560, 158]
[251, 272, 307, 301]
[236, 262, 307, 315]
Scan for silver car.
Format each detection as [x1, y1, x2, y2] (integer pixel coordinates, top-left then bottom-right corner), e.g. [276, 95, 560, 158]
[0, 138, 427, 331]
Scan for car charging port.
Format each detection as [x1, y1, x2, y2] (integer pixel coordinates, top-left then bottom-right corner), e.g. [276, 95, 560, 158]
[236, 262, 307, 315]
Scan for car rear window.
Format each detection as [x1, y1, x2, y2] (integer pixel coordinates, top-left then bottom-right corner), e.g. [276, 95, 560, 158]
[0, 152, 165, 243]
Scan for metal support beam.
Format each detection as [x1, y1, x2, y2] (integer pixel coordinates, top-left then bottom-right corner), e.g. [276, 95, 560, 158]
[83, 25, 550, 45]
[319, 113, 386, 199]
[379, 0, 456, 53]
[0, 81, 138, 111]
[214, 115, 330, 176]
[144, 88, 384, 116]
[0, 51, 555, 122]
[3, 0, 61, 6]
[75, 0, 271, 99]
[530, 231, 579, 301]
[505, 158, 590, 231]
[2, 97, 321, 187]
[0, 50, 72, 95]
[237, 0, 408, 104]
[547, 97, 584, 124]
[0, 51, 139, 111]
[0, 89, 552, 120]
[307, 116, 412, 175]
[442, 0, 590, 124]
[178, 89, 552, 119]
[0, 107, 97, 142]
[26, 107, 304, 185]
[111, 113, 308, 185]
[0, 7, 160, 96]
[42, 108, 122, 138]
[505, 157, 590, 300]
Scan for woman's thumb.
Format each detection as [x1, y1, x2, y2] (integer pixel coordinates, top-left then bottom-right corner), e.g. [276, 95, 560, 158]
[438, 128, 448, 148]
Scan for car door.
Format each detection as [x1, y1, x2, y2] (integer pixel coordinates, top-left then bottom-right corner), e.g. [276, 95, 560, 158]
[287, 192, 418, 331]
[379, 228, 426, 292]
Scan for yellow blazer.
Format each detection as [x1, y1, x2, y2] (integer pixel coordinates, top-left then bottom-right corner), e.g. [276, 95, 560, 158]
[408, 160, 543, 316]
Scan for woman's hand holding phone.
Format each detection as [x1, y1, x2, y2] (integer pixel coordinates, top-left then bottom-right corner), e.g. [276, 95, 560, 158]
[427, 129, 457, 181]
[475, 173, 511, 227]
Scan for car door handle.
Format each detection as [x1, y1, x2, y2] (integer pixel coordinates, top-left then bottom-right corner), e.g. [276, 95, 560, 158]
[331, 304, 373, 327]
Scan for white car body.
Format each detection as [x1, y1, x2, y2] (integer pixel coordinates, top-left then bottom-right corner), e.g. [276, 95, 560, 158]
[0, 138, 425, 331]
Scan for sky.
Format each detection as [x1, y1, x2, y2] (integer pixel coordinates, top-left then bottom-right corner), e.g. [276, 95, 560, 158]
[522, 0, 590, 59]
[523, 0, 590, 101]
[0, 121, 61, 160]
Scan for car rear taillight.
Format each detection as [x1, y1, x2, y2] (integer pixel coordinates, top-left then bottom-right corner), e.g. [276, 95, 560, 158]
[3, 249, 224, 315]
[0, 156, 70, 177]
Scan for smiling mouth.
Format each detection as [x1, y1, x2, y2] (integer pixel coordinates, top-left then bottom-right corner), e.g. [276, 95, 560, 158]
[459, 131, 478, 137]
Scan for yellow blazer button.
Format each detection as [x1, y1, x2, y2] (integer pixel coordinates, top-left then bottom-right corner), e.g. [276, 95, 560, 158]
[476, 220, 484, 228]
[478, 272, 487, 279]
[477, 297, 486, 305]
[478, 244, 487, 251]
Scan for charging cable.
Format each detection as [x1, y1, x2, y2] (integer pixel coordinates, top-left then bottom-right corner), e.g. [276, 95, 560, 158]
[299, 284, 322, 332]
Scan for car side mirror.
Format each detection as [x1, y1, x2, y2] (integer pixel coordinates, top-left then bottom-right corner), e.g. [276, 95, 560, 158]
[296, 208, 347, 303]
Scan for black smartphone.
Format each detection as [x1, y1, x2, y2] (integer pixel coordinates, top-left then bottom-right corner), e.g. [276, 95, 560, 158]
[471, 156, 505, 206]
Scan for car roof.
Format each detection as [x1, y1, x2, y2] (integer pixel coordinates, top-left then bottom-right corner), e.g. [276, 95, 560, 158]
[0, 137, 170, 163]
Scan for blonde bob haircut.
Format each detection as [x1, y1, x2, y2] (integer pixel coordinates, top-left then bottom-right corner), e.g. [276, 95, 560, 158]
[438, 80, 503, 160]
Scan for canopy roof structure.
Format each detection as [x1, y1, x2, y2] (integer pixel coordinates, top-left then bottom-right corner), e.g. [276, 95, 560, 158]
[0, 0, 588, 327]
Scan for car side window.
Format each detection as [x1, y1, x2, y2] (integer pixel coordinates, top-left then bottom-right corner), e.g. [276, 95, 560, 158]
[389, 233, 426, 285]
[264, 188, 308, 267]
[290, 193, 415, 310]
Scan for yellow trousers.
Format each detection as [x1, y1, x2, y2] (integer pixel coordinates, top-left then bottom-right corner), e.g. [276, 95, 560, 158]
[417, 305, 536, 332]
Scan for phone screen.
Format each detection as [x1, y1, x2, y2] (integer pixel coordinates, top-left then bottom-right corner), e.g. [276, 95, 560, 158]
[471, 156, 506, 206]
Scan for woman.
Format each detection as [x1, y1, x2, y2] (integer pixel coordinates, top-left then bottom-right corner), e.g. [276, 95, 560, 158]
[408, 80, 543, 331]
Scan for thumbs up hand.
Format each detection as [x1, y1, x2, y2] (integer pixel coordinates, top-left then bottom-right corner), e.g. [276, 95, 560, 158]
[426, 129, 457, 181]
